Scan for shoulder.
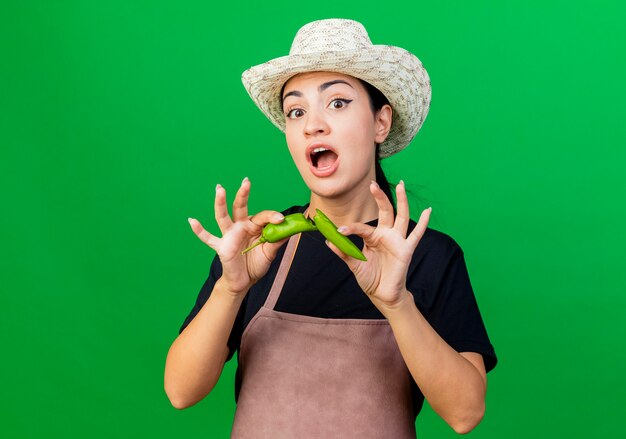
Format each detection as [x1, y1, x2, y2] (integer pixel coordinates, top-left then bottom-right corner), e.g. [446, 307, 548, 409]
[405, 223, 473, 317]
[405, 222, 468, 298]
[409, 220, 464, 262]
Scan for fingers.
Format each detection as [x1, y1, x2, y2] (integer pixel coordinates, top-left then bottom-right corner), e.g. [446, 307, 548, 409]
[214, 178, 282, 230]
[214, 184, 233, 232]
[259, 237, 290, 262]
[232, 177, 250, 222]
[394, 180, 410, 237]
[188, 217, 219, 249]
[337, 222, 376, 242]
[370, 181, 394, 228]
[248, 210, 285, 227]
[407, 207, 432, 249]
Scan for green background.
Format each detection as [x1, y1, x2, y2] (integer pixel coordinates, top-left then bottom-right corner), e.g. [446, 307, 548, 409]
[2, 0, 624, 437]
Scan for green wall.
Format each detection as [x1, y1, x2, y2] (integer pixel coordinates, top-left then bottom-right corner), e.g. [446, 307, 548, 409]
[2, 1, 624, 437]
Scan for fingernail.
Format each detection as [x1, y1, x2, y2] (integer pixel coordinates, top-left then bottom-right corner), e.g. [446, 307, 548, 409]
[337, 226, 348, 234]
[187, 217, 194, 224]
[427, 207, 432, 211]
[399, 180, 405, 186]
[273, 213, 284, 221]
[242, 176, 249, 184]
[370, 181, 379, 189]
[216, 183, 222, 191]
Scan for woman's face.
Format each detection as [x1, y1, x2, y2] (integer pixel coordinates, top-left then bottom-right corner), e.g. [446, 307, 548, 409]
[282, 71, 392, 200]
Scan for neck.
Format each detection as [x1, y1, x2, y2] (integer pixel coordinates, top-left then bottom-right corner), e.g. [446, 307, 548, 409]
[307, 181, 380, 226]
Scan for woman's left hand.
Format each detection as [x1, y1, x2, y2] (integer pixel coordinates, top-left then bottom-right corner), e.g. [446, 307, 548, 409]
[325, 180, 431, 313]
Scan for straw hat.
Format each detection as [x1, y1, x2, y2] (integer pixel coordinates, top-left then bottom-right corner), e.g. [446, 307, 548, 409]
[241, 18, 431, 158]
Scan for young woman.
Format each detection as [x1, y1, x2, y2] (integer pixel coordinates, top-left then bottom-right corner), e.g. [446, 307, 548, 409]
[165, 19, 497, 437]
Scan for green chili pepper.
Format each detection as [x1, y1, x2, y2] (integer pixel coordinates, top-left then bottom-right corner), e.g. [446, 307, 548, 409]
[313, 209, 367, 261]
[241, 213, 317, 254]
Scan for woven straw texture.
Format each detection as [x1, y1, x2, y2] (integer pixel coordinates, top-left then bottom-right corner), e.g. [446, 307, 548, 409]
[241, 19, 431, 158]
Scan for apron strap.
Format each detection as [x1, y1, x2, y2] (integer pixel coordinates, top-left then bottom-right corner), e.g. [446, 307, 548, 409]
[264, 233, 301, 310]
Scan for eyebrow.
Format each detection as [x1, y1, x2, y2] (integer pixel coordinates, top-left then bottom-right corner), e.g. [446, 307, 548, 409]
[282, 80, 354, 102]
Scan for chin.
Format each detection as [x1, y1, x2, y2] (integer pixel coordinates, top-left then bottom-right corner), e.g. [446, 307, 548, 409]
[307, 177, 355, 200]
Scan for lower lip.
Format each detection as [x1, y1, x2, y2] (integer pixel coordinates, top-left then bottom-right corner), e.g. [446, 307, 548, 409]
[309, 158, 340, 177]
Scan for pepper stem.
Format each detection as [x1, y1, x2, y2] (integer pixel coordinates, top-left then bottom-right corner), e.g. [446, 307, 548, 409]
[241, 238, 265, 254]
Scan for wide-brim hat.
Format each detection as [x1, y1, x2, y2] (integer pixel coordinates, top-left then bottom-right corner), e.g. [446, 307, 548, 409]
[241, 18, 431, 158]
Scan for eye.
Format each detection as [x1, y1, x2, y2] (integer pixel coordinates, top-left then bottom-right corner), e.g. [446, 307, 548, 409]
[286, 108, 305, 119]
[329, 98, 353, 110]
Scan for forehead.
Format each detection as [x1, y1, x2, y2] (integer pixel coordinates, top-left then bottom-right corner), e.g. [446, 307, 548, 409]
[282, 71, 362, 92]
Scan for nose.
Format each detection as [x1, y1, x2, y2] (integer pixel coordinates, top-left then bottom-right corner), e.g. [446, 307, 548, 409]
[303, 107, 330, 136]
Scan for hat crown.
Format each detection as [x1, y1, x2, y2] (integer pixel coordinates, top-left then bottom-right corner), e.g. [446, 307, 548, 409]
[289, 19, 373, 55]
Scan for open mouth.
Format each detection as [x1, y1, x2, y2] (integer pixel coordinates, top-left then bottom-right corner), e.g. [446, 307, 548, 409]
[310, 147, 339, 169]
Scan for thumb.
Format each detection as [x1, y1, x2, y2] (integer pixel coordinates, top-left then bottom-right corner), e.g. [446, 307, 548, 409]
[337, 222, 375, 243]
[257, 237, 290, 262]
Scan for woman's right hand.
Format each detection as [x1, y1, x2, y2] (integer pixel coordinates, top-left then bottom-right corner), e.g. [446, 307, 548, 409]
[187, 177, 286, 296]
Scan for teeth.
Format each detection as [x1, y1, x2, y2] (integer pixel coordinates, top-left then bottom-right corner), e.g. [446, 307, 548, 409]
[313, 147, 328, 154]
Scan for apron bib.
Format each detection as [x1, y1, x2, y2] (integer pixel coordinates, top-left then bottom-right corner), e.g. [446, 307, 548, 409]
[231, 233, 416, 438]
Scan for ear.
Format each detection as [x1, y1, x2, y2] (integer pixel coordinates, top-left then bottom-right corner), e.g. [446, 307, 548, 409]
[374, 104, 393, 144]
